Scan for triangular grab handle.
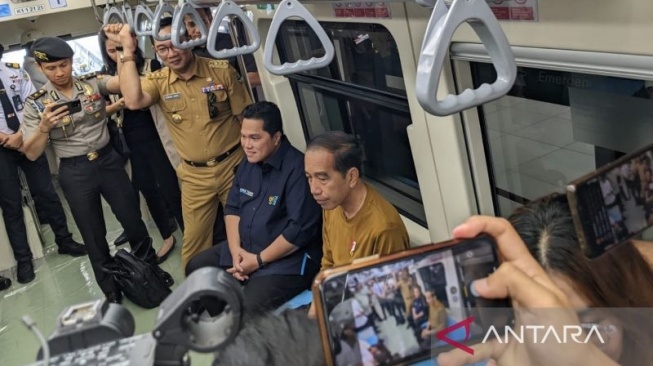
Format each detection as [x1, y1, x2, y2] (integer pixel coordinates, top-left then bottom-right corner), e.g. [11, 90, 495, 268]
[152, 2, 176, 41]
[134, 5, 155, 36]
[171, 3, 209, 49]
[415, 0, 517, 117]
[263, 0, 335, 76]
[103, 6, 126, 25]
[207, 0, 261, 59]
[121, 3, 135, 28]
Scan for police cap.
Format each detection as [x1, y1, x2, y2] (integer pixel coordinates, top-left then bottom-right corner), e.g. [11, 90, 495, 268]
[31, 37, 74, 63]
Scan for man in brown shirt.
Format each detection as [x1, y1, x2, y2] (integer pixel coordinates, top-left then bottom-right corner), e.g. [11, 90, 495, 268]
[103, 21, 252, 269]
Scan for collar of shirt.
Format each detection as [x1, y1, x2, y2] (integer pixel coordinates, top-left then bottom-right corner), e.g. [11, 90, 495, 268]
[169, 55, 202, 84]
[258, 136, 290, 172]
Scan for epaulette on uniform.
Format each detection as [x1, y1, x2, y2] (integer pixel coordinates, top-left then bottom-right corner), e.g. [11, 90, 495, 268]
[78, 72, 98, 81]
[146, 71, 166, 80]
[5, 63, 20, 69]
[208, 60, 229, 69]
[27, 89, 46, 100]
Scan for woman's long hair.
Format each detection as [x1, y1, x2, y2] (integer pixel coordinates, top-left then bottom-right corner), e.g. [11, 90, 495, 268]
[97, 30, 146, 76]
[508, 194, 653, 365]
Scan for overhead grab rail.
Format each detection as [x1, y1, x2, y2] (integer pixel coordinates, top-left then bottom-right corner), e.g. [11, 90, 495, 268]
[203, 0, 260, 59]
[89, 0, 104, 24]
[171, 0, 209, 49]
[134, 2, 156, 36]
[152, 0, 176, 40]
[415, 0, 517, 117]
[121, 2, 135, 28]
[103, 0, 127, 25]
[263, 0, 335, 75]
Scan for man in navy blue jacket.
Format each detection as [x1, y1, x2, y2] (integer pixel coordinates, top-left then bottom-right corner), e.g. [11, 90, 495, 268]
[185, 101, 322, 314]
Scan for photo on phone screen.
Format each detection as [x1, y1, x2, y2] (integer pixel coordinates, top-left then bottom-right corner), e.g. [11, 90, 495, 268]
[318, 237, 510, 366]
[567, 144, 653, 258]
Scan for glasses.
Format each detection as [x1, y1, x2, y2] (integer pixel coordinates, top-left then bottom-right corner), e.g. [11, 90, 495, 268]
[154, 45, 178, 56]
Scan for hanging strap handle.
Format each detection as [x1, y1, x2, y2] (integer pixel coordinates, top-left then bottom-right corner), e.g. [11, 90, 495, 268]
[415, 0, 516, 116]
[152, 0, 176, 41]
[207, 0, 260, 59]
[263, 0, 334, 76]
[171, 2, 209, 49]
[134, 4, 155, 36]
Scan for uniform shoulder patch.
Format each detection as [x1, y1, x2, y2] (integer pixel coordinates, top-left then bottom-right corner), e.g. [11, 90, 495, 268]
[146, 71, 166, 80]
[78, 72, 98, 81]
[27, 89, 46, 100]
[5, 63, 20, 69]
[208, 60, 230, 69]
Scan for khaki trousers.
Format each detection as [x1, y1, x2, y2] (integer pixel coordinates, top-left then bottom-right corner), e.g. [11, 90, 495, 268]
[176, 148, 244, 270]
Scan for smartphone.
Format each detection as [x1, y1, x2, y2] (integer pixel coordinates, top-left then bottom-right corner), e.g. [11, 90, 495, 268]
[53, 99, 82, 114]
[566, 143, 653, 259]
[312, 236, 511, 366]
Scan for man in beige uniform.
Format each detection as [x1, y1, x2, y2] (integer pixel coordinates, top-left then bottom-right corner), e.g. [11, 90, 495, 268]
[104, 22, 252, 268]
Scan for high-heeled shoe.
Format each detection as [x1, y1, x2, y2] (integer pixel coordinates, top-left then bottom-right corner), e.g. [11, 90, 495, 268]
[156, 237, 176, 264]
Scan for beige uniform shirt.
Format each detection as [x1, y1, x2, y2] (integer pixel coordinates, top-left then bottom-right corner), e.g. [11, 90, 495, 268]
[141, 57, 252, 163]
[23, 74, 110, 158]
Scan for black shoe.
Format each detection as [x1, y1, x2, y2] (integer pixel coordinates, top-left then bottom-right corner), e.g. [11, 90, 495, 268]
[114, 231, 129, 246]
[0, 276, 11, 291]
[106, 291, 123, 304]
[58, 241, 88, 257]
[156, 237, 176, 265]
[17, 261, 35, 284]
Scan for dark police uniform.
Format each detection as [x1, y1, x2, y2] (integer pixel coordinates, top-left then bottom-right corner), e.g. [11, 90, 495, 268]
[185, 137, 322, 313]
[21, 37, 169, 300]
[0, 60, 85, 285]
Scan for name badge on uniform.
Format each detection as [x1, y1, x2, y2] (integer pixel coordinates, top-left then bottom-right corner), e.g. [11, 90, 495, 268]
[239, 188, 254, 197]
[201, 84, 224, 94]
[164, 93, 181, 101]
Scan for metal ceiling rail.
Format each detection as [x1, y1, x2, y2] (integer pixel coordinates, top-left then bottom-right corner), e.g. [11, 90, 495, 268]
[415, 0, 516, 116]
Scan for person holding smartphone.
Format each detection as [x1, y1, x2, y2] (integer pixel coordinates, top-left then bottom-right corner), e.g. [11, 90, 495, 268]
[20, 36, 173, 304]
[436, 215, 620, 366]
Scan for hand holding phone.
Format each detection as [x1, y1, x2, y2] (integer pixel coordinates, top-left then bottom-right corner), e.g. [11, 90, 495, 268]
[53, 99, 82, 115]
[312, 233, 510, 366]
[566, 143, 653, 258]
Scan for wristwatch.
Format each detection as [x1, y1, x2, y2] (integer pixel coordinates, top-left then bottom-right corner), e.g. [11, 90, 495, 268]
[119, 54, 135, 64]
[256, 253, 267, 269]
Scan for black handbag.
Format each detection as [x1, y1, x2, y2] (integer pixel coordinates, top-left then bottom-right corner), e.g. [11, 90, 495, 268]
[106, 249, 172, 309]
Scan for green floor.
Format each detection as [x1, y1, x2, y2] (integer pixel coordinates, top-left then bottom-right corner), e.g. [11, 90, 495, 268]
[0, 191, 214, 366]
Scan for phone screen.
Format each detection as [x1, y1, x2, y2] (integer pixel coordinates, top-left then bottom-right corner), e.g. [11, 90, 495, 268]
[567, 145, 653, 258]
[318, 237, 510, 366]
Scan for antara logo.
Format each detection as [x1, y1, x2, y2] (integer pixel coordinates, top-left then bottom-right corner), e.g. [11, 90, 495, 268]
[435, 316, 606, 355]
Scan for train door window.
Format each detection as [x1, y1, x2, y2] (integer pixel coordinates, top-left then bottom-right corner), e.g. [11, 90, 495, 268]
[275, 21, 425, 225]
[1, 34, 103, 76]
[471, 63, 653, 219]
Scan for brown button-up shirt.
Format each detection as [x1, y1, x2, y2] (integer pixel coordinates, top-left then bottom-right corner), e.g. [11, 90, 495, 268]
[141, 57, 252, 163]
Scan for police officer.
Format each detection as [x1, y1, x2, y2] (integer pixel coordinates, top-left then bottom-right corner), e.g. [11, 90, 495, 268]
[21, 37, 172, 304]
[104, 22, 252, 269]
[0, 44, 86, 288]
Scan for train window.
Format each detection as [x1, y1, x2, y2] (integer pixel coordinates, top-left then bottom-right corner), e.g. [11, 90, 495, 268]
[471, 63, 653, 219]
[276, 21, 426, 226]
[1, 34, 103, 76]
[275, 20, 405, 96]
